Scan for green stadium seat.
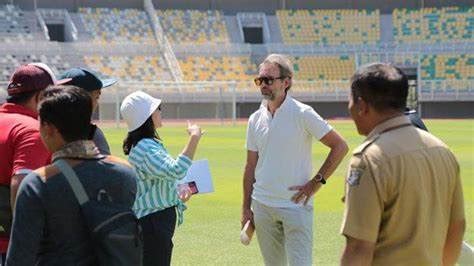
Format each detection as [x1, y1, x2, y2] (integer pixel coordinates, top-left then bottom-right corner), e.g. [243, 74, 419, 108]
[393, 7, 473, 43]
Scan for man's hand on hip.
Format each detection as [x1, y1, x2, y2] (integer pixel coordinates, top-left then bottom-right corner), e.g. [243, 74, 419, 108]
[289, 179, 322, 205]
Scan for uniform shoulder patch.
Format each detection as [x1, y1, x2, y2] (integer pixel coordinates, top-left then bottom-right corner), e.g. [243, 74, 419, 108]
[347, 167, 363, 186]
[346, 142, 372, 187]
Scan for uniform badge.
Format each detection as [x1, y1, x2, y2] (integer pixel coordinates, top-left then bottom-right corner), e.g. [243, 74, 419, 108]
[347, 168, 363, 186]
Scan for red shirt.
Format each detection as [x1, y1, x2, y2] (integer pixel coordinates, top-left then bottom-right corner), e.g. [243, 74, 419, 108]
[0, 103, 51, 253]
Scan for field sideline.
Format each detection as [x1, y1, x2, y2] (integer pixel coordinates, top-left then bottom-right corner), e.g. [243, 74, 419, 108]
[102, 119, 473, 265]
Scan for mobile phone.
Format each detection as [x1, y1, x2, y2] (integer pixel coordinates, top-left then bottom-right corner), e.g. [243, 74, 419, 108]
[187, 181, 199, 194]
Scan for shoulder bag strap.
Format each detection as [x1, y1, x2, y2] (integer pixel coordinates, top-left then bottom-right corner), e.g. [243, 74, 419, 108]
[54, 159, 89, 205]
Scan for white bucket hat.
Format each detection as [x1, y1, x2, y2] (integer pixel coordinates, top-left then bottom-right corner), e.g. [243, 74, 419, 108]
[120, 91, 162, 132]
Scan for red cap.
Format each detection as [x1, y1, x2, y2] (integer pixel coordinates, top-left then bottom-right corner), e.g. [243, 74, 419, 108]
[7, 63, 71, 96]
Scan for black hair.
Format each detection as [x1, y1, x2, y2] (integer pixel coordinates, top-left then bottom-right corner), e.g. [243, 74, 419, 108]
[6, 91, 39, 104]
[351, 63, 408, 112]
[39, 85, 92, 142]
[122, 116, 160, 155]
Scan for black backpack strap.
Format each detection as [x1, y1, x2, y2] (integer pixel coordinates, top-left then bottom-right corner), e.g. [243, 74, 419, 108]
[54, 159, 89, 205]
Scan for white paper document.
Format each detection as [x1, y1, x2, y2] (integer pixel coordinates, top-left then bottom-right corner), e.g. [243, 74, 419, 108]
[179, 159, 214, 194]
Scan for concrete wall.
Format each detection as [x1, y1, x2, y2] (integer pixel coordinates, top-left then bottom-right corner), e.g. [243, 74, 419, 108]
[99, 102, 235, 120]
[420, 102, 474, 119]
[152, 0, 280, 13]
[239, 101, 474, 119]
[237, 102, 261, 118]
[152, 0, 213, 10]
[9, 0, 143, 11]
[162, 103, 234, 119]
[239, 102, 348, 118]
[233, 101, 350, 118]
[98, 101, 474, 120]
[153, 0, 474, 14]
[424, 0, 474, 8]
[12, 0, 470, 13]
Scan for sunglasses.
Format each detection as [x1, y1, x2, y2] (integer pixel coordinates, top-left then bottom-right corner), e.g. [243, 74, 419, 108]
[254, 76, 286, 86]
[157, 105, 162, 111]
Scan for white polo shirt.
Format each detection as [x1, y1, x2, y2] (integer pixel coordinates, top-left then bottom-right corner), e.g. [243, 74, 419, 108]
[246, 96, 332, 208]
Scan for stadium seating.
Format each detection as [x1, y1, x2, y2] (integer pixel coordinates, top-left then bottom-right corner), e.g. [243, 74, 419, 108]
[277, 9, 380, 45]
[79, 8, 155, 43]
[393, 54, 420, 66]
[156, 9, 230, 44]
[420, 54, 474, 80]
[83, 55, 173, 81]
[292, 55, 355, 81]
[178, 56, 254, 81]
[393, 6, 474, 43]
[0, 54, 75, 81]
[0, 5, 39, 42]
[0, 5, 471, 95]
[359, 53, 420, 67]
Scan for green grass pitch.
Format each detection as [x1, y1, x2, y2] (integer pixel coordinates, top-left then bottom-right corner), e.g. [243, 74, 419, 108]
[103, 119, 473, 265]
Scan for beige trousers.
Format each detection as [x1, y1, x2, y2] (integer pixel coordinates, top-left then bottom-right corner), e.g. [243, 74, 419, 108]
[252, 200, 313, 266]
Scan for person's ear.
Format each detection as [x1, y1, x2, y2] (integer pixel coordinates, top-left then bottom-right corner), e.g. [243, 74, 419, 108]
[35, 91, 43, 104]
[357, 97, 369, 115]
[46, 122, 62, 139]
[41, 122, 53, 138]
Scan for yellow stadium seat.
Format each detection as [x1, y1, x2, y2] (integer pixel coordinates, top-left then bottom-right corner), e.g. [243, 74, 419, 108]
[79, 8, 155, 43]
[156, 9, 230, 44]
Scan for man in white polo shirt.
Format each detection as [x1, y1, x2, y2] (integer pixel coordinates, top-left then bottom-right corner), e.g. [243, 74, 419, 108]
[241, 54, 349, 266]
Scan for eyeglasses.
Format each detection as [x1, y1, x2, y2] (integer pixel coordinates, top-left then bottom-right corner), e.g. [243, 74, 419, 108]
[254, 76, 286, 86]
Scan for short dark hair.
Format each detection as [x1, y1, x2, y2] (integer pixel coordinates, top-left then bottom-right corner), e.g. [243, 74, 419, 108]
[6, 91, 38, 104]
[39, 85, 92, 142]
[122, 116, 160, 155]
[351, 63, 408, 112]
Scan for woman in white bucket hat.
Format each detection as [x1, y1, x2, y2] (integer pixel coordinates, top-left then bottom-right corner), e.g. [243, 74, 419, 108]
[120, 91, 203, 266]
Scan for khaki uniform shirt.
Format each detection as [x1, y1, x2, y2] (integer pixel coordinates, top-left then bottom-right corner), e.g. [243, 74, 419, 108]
[341, 115, 464, 266]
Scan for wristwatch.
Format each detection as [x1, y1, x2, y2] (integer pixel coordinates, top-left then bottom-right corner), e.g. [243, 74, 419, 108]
[314, 173, 326, 185]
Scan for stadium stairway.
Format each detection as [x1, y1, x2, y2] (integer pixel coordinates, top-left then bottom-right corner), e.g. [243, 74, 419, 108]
[68, 12, 93, 42]
[267, 15, 283, 43]
[225, 15, 242, 43]
[380, 14, 394, 43]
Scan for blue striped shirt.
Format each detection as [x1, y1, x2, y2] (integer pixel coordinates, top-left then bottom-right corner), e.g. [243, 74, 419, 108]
[128, 138, 192, 225]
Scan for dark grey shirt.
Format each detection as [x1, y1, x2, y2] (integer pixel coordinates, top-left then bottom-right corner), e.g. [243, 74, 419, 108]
[6, 159, 137, 266]
[92, 126, 111, 155]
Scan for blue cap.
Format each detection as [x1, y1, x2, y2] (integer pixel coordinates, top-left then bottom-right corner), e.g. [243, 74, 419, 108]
[60, 68, 117, 92]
